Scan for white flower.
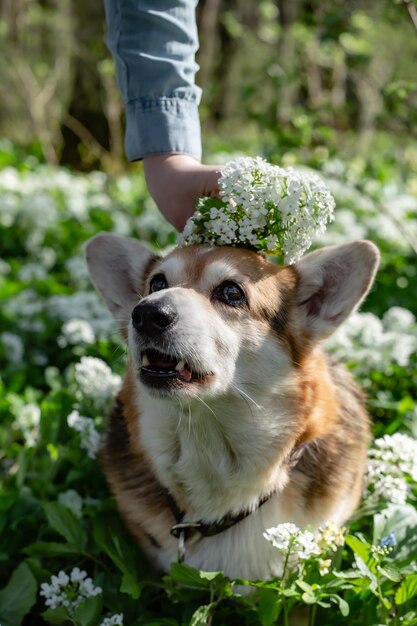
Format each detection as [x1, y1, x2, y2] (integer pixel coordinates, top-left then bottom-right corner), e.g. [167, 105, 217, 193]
[58, 490, 83, 519]
[18, 263, 48, 282]
[179, 157, 335, 263]
[365, 433, 417, 505]
[1, 332, 24, 365]
[4, 289, 44, 331]
[263, 523, 320, 560]
[100, 615, 124, 626]
[0, 257, 11, 275]
[317, 521, 345, 552]
[382, 307, 415, 334]
[67, 410, 101, 459]
[264, 522, 300, 551]
[13, 403, 41, 447]
[40, 567, 102, 615]
[48, 292, 116, 339]
[66, 256, 93, 289]
[74, 356, 121, 410]
[326, 307, 417, 374]
[318, 559, 332, 575]
[58, 319, 95, 347]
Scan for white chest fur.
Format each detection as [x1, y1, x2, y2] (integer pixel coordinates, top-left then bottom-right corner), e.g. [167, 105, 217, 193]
[139, 386, 296, 521]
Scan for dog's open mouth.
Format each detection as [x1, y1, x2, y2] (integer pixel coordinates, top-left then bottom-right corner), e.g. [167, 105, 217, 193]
[139, 349, 211, 385]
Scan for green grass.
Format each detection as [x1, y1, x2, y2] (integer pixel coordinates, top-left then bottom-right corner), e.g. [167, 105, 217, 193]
[0, 143, 417, 626]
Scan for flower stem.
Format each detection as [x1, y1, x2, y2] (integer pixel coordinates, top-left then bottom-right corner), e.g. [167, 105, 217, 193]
[308, 604, 317, 626]
[281, 539, 295, 626]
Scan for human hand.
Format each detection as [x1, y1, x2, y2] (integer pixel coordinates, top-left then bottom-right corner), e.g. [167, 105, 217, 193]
[143, 154, 221, 231]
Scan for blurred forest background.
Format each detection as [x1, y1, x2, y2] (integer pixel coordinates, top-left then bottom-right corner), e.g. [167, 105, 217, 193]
[2, 4, 417, 625]
[0, 0, 417, 171]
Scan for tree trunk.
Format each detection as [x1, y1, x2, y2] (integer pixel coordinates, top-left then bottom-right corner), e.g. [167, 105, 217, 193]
[276, 0, 302, 124]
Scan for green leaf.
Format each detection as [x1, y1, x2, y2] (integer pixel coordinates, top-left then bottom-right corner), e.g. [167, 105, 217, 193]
[353, 554, 378, 590]
[43, 501, 86, 551]
[257, 588, 282, 626]
[373, 504, 417, 561]
[42, 607, 71, 624]
[199, 570, 225, 582]
[92, 513, 146, 580]
[0, 562, 38, 626]
[301, 592, 316, 605]
[296, 580, 315, 594]
[120, 572, 141, 599]
[0, 492, 15, 511]
[72, 595, 103, 626]
[377, 563, 402, 582]
[345, 535, 372, 565]
[24, 541, 82, 557]
[395, 574, 417, 605]
[189, 603, 215, 626]
[139, 621, 178, 626]
[329, 594, 350, 617]
[170, 563, 226, 589]
[92, 515, 129, 574]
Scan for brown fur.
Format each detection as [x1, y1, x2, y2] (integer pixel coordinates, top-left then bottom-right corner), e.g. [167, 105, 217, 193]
[100, 244, 372, 566]
[88, 236, 377, 577]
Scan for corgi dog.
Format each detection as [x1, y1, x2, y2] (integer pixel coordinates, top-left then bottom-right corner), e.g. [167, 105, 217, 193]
[86, 234, 379, 580]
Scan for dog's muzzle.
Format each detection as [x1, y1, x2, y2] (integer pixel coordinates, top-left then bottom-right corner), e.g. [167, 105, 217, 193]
[131, 296, 214, 391]
[131, 299, 178, 337]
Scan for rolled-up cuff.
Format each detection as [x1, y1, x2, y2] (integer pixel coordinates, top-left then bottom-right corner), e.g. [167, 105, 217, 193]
[125, 96, 202, 162]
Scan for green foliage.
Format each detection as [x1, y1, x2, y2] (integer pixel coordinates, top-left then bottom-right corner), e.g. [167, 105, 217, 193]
[0, 562, 38, 626]
[0, 136, 417, 626]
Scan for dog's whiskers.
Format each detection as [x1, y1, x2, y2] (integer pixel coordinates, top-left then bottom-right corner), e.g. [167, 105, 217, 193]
[231, 383, 263, 410]
[187, 404, 192, 440]
[176, 398, 184, 434]
[194, 394, 221, 423]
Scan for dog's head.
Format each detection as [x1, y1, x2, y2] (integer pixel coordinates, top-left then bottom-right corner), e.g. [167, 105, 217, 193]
[86, 235, 379, 400]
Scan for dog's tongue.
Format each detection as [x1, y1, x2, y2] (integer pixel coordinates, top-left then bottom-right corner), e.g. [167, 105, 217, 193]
[148, 352, 193, 381]
[177, 365, 192, 382]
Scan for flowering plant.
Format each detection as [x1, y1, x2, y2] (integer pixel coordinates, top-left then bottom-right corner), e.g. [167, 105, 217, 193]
[40, 567, 102, 614]
[2, 151, 417, 626]
[179, 156, 336, 264]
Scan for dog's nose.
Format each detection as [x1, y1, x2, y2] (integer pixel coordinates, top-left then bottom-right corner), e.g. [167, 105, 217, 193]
[131, 300, 178, 336]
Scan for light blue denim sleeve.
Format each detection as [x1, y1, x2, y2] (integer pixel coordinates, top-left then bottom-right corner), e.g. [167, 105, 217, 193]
[104, 0, 202, 161]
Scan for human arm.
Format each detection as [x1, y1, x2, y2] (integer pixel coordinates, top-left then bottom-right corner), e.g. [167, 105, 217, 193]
[104, 0, 221, 229]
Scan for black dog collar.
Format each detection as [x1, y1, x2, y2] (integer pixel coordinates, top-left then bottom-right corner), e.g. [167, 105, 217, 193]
[166, 443, 307, 562]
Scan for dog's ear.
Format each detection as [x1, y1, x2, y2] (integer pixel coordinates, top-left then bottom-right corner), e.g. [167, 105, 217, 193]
[86, 233, 157, 330]
[294, 240, 379, 340]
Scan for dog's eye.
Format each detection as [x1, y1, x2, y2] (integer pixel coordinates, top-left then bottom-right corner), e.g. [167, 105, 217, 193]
[212, 281, 246, 306]
[149, 274, 168, 293]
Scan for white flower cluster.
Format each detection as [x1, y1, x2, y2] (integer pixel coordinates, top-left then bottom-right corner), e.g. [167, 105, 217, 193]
[179, 156, 335, 264]
[1, 332, 24, 365]
[66, 256, 94, 289]
[0, 166, 109, 226]
[317, 521, 346, 553]
[13, 403, 41, 447]
[264, 522, 321, 560]
[40, 567, 102, 614]
[74, 356, 121, 410]
[326, 306, 417, 374]
[0, 165, 170, 257]
[48, 292, 116, 340]
[319, 160, 417, 253]
[58, 489, 83, 519]
[58, 319, 96, 348]
[264, 520, 345, 574]
[67, 410, 101, 459]
[100, 614, 124, 626]
[18, 262, 48, 282]
[365, 432, 417, 505]
[5, 288, 45, 333]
